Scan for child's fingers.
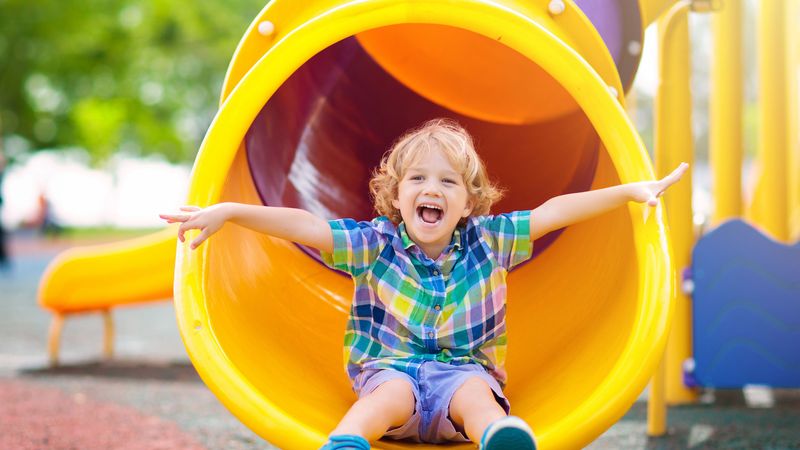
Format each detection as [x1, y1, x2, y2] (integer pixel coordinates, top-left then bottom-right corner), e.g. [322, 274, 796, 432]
[664, 162, 689, 185]
[191, 228, 211, 250]
[648, 162, 688, 203]
[656, 163, 688, 194]
[178, 220, 198, 243]
[160, 206, 200, 224]
[159, 213, 189, 223]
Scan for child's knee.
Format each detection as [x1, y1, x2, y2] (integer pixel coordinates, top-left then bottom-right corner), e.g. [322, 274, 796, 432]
[450, 376, 503, 419]
[457, 376, 494, 398]
[366, 378, 416, 423]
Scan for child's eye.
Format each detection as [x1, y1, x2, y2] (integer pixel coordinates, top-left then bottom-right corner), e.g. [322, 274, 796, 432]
[443, 178, 456, 184]
[410, 175, 424, 181]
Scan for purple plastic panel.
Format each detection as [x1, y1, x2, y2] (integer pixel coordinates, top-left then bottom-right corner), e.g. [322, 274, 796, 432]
[573, 0, 643, 91]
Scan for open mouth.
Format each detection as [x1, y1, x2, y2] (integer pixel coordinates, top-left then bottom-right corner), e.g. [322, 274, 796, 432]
[417, 204, 444, 225]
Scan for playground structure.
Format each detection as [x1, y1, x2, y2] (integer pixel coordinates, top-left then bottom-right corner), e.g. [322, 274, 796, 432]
[36, 0, 800, 449]
[38, 227, 176, 365]
[644, 0, 800, 436]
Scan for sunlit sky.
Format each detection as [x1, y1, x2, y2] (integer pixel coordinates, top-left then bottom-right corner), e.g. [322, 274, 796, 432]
[2, 151, 189, 228]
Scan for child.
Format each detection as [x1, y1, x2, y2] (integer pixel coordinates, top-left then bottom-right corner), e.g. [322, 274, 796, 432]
[161, 118, 687, 450]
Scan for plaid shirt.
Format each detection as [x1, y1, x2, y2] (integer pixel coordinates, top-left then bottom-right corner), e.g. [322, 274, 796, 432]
[321, 211, 532, 386]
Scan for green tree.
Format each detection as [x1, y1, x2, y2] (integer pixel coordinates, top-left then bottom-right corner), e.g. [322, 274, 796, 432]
[0, 0, 260, 163]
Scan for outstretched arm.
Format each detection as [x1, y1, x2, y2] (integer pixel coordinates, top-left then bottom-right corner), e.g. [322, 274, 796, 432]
[160, 203, 333, 252]
[530, 162, 688, 241]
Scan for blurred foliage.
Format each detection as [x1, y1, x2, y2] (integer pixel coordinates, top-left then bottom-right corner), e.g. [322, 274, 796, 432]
[0, 0, 261, 164]
[57, 225, 163, 240]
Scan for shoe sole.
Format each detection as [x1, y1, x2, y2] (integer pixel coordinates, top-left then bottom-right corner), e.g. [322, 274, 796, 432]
[484, 428, 536, 450]
[483, 416, 537, 450]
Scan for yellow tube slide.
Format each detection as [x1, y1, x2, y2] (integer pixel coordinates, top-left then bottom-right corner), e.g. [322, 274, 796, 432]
[172, 1, 675, 449]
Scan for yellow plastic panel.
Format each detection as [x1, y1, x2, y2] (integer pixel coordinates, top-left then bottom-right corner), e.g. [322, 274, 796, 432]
[356, 24, 578, 124]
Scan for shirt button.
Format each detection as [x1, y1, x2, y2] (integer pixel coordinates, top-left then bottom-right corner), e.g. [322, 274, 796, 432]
[428, 331, 435, 338]
[432, 269, 440, 276]
[434, 304, 441, 311]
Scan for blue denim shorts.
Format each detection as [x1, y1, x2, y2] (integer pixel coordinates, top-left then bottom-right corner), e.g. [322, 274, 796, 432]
[352, 361, 510, 443]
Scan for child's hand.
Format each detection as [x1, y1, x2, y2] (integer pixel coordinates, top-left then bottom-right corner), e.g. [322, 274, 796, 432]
[159, 204, 229, 250]
[629, 162, 689, 207]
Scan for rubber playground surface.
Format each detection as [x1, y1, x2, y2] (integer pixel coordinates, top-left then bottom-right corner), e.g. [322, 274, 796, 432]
[2, 232, 799, 450]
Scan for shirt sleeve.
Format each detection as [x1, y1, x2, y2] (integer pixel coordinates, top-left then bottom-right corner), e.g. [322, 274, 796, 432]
[320, 218, 386, 277]
[477, 210, 533, 270]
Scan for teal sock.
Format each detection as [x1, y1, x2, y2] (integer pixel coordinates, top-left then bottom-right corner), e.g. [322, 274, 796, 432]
[320, 434, 370, 450]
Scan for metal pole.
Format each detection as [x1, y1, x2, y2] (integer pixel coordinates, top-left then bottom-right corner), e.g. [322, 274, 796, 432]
[710, 0, 743, 224]
[787, 0, 800, 241]
[751, 0, 789, 240]
[649, 3, 698, 437]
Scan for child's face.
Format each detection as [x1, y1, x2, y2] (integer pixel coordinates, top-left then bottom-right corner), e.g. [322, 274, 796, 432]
[392, 148, 473, 254]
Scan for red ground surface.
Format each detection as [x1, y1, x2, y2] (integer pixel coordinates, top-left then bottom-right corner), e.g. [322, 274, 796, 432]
[0, 379, 208, 450]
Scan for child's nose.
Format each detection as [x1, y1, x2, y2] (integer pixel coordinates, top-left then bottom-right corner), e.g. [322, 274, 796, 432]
[422, 184, 442, 196]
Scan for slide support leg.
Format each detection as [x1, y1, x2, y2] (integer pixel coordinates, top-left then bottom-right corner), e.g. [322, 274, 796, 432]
[102, 309, 114, 360]
[48, 313, 65, 367]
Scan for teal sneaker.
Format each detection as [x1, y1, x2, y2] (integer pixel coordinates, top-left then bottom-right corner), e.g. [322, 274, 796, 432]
[320, 434, 370, 450]
[480, 416, 537, 450]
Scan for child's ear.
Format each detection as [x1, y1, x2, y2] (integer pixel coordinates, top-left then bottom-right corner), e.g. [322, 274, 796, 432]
[462, 199, 474, 218]
[392, 198, 400, 210]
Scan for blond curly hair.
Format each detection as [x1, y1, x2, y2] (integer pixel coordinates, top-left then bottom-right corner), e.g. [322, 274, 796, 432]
[369, 118, 503, 224]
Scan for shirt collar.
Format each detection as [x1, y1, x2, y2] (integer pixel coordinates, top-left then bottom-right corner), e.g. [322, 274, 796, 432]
[398, 222, 463, 252]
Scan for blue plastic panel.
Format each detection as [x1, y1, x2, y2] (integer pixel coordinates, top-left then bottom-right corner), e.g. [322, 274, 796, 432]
[692, 219, 800, 388]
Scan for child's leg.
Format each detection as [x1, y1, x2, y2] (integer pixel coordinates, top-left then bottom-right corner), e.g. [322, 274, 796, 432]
[448, 377, 507, 443]
[330, 378, 416, 442]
